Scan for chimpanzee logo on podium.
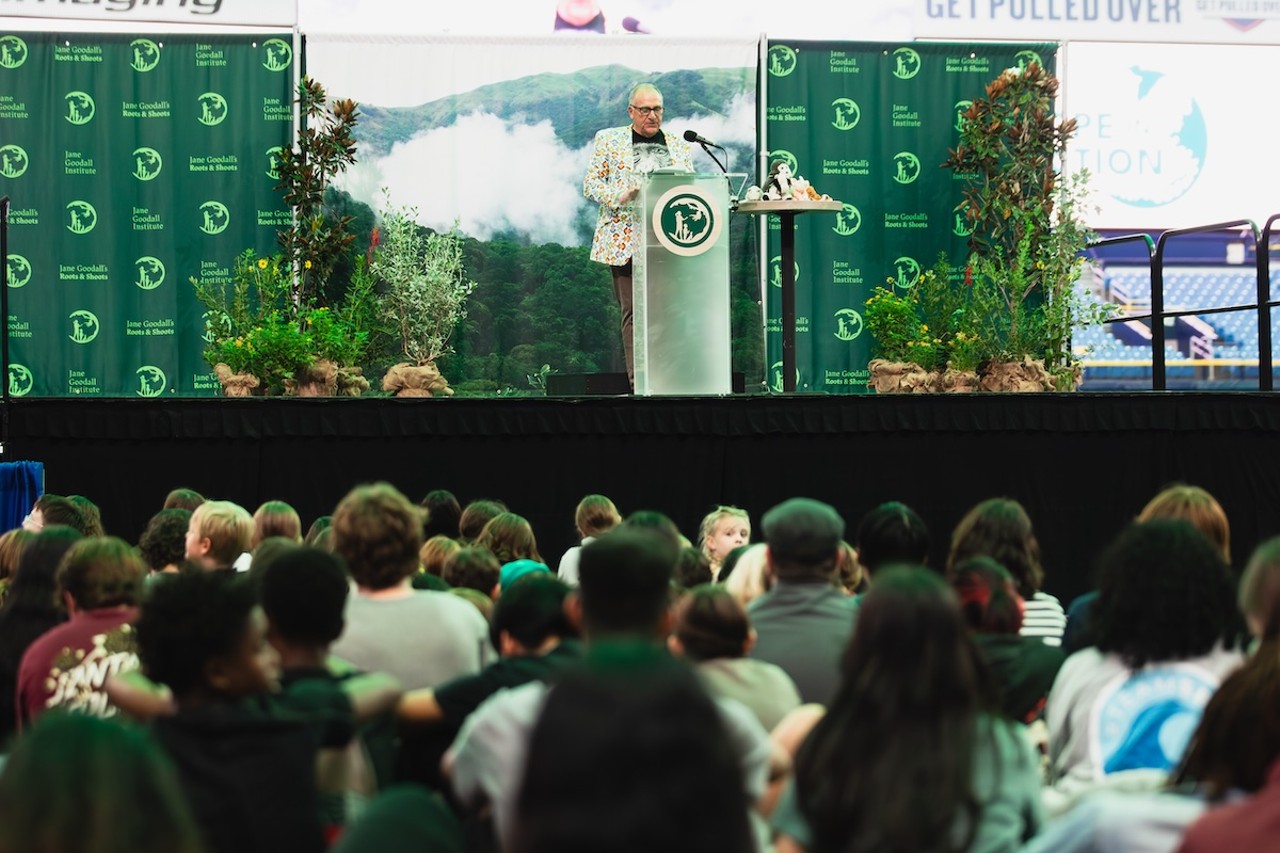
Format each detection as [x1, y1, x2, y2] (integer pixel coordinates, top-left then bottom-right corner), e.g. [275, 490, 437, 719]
[136, 366, 167, 398]
[7, 364, 33, 397]
[651, 187, 722, 258]
[6, 254, 31, 288]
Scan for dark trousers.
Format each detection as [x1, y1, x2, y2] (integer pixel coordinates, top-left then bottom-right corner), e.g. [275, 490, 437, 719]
[610, 260, 634, 389]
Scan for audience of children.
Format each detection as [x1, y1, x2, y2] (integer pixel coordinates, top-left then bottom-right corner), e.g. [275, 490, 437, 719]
[1, 480, 1276, 853]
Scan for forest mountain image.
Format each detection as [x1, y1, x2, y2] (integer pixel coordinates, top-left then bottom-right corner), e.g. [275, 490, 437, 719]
[329, 64, 764, 394]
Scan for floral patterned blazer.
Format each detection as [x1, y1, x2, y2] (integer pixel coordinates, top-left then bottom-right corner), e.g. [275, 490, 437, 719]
[583, 126, 695, 266]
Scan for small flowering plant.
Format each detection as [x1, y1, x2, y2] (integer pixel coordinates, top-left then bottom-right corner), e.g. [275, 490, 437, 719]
[192, 249, 375, 394]
[865, 254, 993, 373]
[864, 284, 942, 370]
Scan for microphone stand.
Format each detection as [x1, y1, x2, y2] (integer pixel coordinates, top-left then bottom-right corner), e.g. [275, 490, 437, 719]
[696, 143, 737, 207]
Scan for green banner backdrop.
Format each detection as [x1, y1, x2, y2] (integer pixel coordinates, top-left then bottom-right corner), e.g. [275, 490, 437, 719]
[763, 40, 1056, 394]
[1, 32, 294, 397]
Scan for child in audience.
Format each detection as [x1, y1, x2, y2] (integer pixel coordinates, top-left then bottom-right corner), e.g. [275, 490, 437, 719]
[184, 499, 253, 571]
[949, 556, 1064, 723]
[67, 495, 106, 537]
[557, 493, 621, 586]
[773, 566, 1044, 852]
[699, 505, 750, 581]
[16, 536, 145, 729]
[137, 508, 192, 575]
[443, 546, 502, 598]
[0, 713, 203, 853]
[722, 542, 772, 608]
[670, 584, 801, 731]
[329, 483, 491, 692]
[457, 499, 507, 544]
[1238, 535, 1280, 643]
[675, 546, 714, 589]
[0, 526, 82, 745]
[419, 534, 460, 579]
[1046, 519, 1243, 800]
[475, 512, 543, 565]
[1064, 483, 1234, 652]
[258, 547, 404, 827]
[0, 528, 34, 603]
[252, 500, 303, 548]
[948, 497, 1065, 646]
[855, 500, 931, 581]
[163, 487, 205, 512]
[419, 489, 462, 541]
[135, 569, 355, 853]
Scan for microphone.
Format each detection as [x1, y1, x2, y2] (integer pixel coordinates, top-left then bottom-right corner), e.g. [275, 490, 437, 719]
[621, 16, 649, 33]
[683, 129, 724, 150]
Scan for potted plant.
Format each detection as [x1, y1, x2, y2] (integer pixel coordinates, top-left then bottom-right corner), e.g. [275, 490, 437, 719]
[373, 202, 476, 397]
[864, 255, 988, 393]
[191, 75, 369, 396]
[942, 62, 1112, 391]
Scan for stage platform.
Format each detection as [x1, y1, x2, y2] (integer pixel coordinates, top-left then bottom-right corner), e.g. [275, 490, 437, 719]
[6, 391, 1280, 603]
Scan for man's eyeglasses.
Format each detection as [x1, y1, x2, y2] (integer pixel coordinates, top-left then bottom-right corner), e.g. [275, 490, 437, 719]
[629, 105, 663, 116]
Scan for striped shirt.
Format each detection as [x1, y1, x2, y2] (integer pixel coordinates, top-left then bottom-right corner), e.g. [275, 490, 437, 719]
[1022, 591, 1067, 647]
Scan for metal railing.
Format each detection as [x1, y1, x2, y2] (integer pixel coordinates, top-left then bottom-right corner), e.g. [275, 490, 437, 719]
[1089, 218, 1280, 391]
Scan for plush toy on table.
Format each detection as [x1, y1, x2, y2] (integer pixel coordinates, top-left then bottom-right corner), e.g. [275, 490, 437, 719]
[762, 160, 797, 200]
[757, 161, 833, 202]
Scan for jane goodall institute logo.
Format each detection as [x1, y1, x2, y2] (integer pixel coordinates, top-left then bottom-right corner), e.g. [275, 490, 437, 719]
[69, 309, 100, 344]
[136, 366, 167, 398]
[66, 200, 97, 234]
[65, 91, 96, 125]
[199, 201, 230, 235]
[8, 364, 33, 397]
[135, 256, 165, 290]
[6, 254, 32, 288]
[262, 38, 292, 72]
[768, 45, 797, 77]
[0, 35, 28, 70]
[130, 38, 161, 73]
[651, 187, 722, 257]
[0, 144, 29, 178]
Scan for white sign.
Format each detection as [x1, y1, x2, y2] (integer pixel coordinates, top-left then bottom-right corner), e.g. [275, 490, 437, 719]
[0, 0, 297, 27]
[914, 0, 1280, 44]
[1065, 41, 1280, 229]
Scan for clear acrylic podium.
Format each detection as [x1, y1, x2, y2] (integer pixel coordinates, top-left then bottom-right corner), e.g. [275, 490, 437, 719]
[633, 172, 734, 396]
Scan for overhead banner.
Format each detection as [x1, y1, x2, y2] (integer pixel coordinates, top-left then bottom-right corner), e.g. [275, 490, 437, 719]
[1, 32, 294, 397]
[763, 40, 1055, 394]
[0, 0, 298, 27]
[913, 0, 1280, 44]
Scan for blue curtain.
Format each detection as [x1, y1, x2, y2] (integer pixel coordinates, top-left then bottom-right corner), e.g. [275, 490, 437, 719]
[0, 461, 44, 533]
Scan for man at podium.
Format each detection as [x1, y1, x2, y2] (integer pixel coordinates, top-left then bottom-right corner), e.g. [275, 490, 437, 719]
[583, 82, 694, 391]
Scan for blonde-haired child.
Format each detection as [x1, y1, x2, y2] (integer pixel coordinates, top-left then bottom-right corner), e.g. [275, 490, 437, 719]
[699, 506, 750, 581]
